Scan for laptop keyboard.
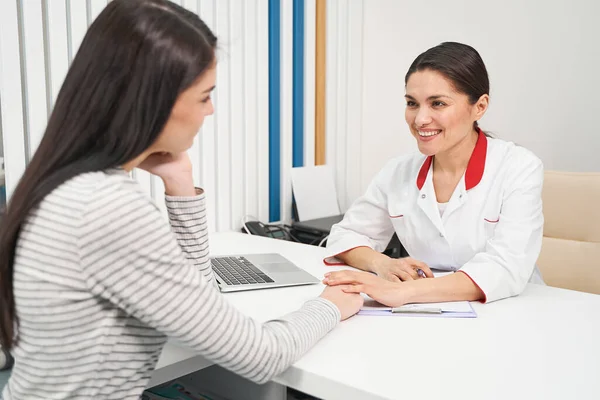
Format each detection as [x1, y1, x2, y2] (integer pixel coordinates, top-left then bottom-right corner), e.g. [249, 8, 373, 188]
[211, 256, 275, 286]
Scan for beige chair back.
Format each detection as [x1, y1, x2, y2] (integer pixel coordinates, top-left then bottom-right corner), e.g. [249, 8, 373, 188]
[537, 171, 600, 294]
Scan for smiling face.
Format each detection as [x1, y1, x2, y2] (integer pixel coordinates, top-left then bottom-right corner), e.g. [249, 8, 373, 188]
[404, 69, 488, 157]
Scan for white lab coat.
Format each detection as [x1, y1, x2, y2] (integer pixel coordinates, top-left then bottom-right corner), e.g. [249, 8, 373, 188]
[325, 133, 545, 303]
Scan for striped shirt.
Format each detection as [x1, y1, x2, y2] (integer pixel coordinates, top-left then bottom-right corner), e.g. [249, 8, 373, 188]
[2, 169, 340, 400]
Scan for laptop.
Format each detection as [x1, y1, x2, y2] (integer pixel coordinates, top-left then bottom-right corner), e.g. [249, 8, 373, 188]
[292, 214, 345, 237]
[210, 253, 320, 293]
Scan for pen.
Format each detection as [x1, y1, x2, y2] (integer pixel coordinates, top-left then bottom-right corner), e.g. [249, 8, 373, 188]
[391, 306, 442, 314]
[416, 268, 426, 278]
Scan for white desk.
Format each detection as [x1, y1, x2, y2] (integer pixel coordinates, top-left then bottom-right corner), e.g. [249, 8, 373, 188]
[150, 232, 600, 400]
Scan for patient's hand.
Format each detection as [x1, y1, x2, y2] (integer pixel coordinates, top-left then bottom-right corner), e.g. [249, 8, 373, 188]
[138, 152, 196, 196]
[319, 285, 364, 320]
[323, 270, 408, 308]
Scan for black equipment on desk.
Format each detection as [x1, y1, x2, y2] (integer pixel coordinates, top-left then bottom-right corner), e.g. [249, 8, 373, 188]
[242, 220, 289, 240]
[291, 215, 407, 258]
[291, 215, 344, 245]
[242, 215, 407, 257]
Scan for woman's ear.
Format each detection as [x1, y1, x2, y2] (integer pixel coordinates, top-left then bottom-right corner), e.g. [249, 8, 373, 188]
[474, 94, 489, 121]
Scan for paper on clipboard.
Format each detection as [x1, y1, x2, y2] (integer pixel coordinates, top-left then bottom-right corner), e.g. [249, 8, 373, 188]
[359, 297, 477, 318]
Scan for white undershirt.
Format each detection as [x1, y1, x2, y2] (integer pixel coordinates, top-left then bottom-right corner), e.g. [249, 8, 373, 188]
[438, 201, 449, 217]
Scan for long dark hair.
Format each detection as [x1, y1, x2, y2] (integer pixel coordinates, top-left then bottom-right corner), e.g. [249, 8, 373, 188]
[405, 42, 490, 130]
[0, 0, 217, 349]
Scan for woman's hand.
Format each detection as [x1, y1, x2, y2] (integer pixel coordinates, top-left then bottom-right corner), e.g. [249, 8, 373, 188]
[138, 152, 196, 196]
[371, 256, 433, 282]
[323, 270, 409, 307]
[319, 285, 364, 320]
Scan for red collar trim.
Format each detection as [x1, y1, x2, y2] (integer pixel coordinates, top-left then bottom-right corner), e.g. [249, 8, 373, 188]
[416, 129, 488, 191]
[464, 129, 488, 190]
[416, 156, 433, 190]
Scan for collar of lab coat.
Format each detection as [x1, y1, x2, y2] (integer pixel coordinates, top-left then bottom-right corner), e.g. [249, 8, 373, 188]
[416, 128, 488, 191]
[414, 129, 488, 235]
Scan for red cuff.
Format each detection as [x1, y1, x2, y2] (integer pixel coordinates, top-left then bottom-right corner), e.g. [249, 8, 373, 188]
[323, 259, 345, 266]
[458, 270, 487, 303]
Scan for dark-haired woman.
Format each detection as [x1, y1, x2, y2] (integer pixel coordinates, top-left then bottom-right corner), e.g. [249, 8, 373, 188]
[0, 1, 363, 399]
[323, 42, 545, 306]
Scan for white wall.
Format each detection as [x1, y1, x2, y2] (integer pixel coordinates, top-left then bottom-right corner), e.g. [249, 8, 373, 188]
[324, 0, 365, 212]
[327, 0, 600, 208]
[0, 0, 274, 232]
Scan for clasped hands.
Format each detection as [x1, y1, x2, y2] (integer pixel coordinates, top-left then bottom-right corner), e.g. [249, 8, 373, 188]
[322, 257, 433, 307]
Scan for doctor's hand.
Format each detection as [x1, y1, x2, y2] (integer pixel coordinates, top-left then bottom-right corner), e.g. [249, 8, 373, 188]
[371, 256, 433, 282]
[323, 270, 406, 307]
[319, 285, 364, 320]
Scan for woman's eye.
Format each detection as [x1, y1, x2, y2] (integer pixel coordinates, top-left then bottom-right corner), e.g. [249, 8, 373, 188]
[201, 96, 211, 103]
[432, 101, 446, 107]
[406, 101, 417, 107]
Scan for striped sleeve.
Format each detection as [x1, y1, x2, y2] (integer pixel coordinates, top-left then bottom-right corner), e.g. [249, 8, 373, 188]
[77, 184, 340, 384]
[165, 189, 214, 284]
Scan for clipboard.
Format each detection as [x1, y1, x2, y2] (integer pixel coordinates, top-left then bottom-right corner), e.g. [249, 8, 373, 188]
[358, 298, 477, 318]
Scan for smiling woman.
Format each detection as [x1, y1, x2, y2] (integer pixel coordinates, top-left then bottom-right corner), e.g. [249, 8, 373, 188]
[323, 42, 546, 308]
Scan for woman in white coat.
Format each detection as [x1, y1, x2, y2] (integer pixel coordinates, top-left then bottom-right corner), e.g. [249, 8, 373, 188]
[323, 42, 545, 306]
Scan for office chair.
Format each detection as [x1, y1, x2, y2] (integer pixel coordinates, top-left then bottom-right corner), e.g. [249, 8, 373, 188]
[537, 171, 600, 294]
